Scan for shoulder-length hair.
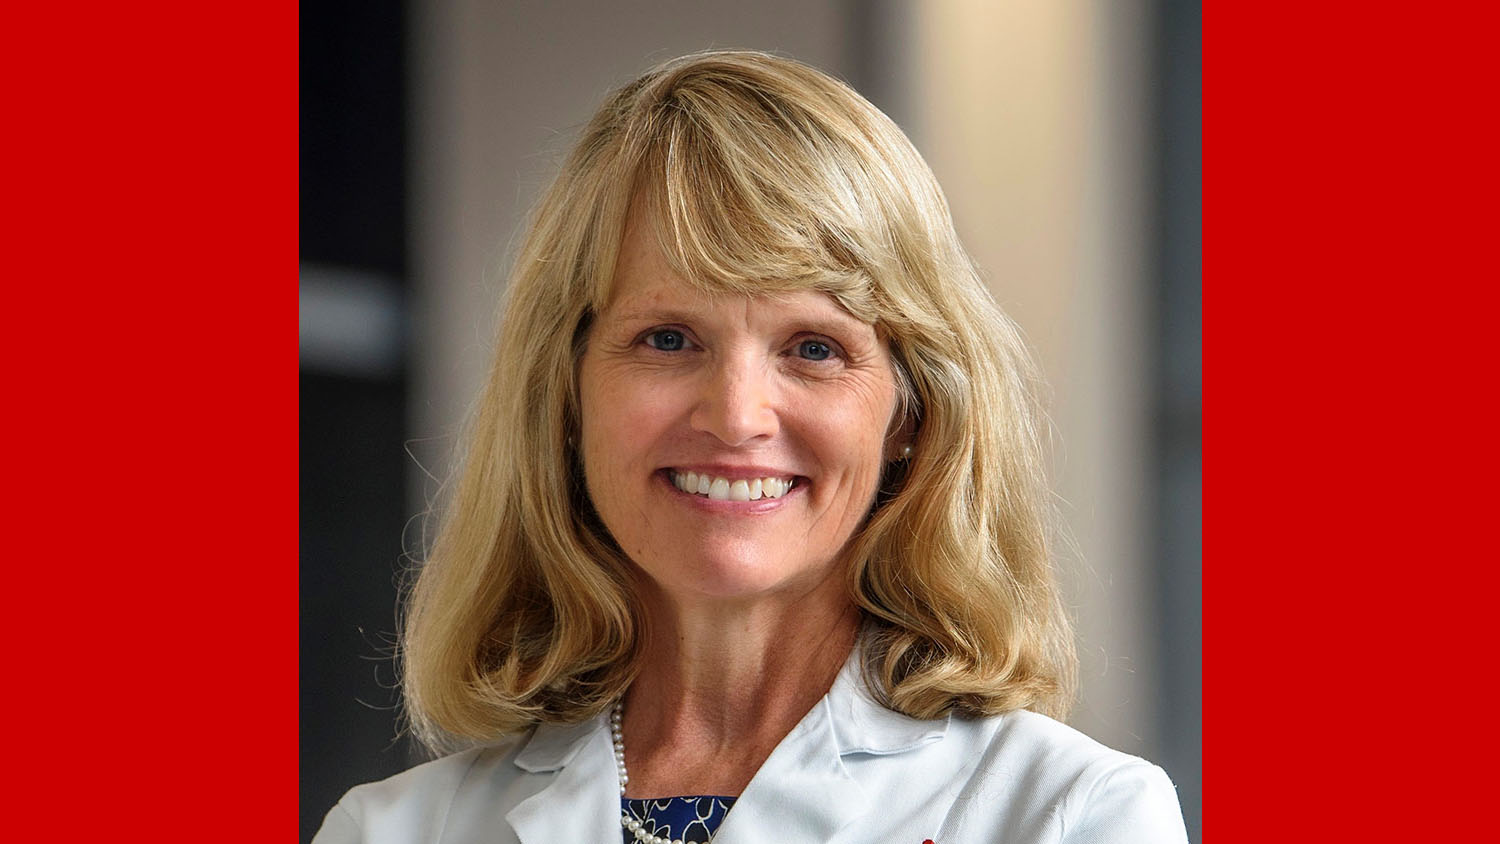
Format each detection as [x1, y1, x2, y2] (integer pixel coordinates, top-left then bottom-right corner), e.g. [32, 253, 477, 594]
[402, 50, 1076, 753]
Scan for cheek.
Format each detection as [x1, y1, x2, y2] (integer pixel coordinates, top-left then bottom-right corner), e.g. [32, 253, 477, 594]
[578, 360, 630, 510]
[586, 374, 672, 448]
[846, 378, 900, 454]
[578, 363, 679, 491]
[803, 391, 897, 490]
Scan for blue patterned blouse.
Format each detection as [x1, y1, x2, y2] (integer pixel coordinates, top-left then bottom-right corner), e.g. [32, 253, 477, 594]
[621, 795, 736, 844]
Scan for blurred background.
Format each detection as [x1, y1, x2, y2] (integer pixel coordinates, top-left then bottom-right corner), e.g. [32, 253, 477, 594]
[299, 1, 1200, 841]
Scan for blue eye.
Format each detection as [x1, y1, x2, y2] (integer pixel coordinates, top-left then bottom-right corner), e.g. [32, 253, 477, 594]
[797, 339, 833, 361]
[646, 330, 688, 351]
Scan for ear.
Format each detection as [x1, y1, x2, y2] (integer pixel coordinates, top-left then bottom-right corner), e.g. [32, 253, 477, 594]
[884, 408, 918, 463]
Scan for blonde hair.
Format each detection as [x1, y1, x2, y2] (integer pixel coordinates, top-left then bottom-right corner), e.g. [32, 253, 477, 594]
[402, 50, 1076, 753]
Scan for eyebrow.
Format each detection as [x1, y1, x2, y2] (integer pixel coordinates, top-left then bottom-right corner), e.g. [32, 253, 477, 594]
[607, 306, 704, 326]
[608, 299, 870, 331]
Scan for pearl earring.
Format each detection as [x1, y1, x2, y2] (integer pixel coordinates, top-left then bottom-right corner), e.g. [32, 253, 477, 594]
[900, 444, 913, 459]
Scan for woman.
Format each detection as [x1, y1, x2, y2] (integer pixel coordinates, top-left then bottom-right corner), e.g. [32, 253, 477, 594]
[314, 50, 1188, 843]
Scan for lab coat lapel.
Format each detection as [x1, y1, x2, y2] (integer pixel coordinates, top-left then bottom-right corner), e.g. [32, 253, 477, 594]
[713, 646, 948, 842]
[501, 648, 945, 843]
[711, 695, 869, 843]
[504, 713, 620, 844]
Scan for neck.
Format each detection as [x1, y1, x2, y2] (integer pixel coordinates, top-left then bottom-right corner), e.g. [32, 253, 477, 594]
[619, 573, 860, 797]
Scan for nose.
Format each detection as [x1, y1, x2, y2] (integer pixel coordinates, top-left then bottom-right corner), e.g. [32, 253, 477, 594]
[689, 351, 780, 446]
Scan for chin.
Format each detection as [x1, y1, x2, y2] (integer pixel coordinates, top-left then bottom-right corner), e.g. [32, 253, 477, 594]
[646, 547, 837, 605]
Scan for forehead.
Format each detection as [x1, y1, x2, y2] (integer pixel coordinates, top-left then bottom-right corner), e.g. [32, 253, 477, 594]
[601, 210, 687, 311]
[601, 212, 865, 330]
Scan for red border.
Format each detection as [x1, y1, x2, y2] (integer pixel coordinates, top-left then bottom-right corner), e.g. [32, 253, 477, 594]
[14, 0, 1500, 839]
[1211, 3, 1499, 840]
[6, 4, 295, 839]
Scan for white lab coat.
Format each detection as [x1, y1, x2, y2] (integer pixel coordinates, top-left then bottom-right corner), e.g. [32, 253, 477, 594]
[313, 653, 1188, 843]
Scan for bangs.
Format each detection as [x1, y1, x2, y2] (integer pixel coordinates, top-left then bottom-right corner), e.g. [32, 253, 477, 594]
[590, 76, 891, 325]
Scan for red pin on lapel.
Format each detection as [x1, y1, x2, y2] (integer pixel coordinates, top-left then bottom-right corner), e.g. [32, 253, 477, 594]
[923, 840, 936, 844]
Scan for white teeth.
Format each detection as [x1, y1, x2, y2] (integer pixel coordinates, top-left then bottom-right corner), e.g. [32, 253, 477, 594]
[670, 471, 795, 500]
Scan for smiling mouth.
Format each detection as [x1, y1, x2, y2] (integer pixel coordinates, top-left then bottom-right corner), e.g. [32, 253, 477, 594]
[669, 470, 797, 501]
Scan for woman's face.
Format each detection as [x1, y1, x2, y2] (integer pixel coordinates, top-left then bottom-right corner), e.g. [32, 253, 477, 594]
[578, 217, 900, 604]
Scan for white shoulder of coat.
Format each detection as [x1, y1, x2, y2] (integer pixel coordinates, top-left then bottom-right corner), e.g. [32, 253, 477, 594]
[311, 739, 527, 844]
[945, 710, 1190, 843]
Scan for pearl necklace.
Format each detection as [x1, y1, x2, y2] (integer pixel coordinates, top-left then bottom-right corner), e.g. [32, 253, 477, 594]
[613, 700, 713, 844]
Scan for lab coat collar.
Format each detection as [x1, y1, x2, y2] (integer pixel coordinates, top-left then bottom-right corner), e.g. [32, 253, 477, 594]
[511, 716, 595, 773]
[506, 714, 620, 843]
[505, 646, 949, 843]
[826, 646, 951, 755]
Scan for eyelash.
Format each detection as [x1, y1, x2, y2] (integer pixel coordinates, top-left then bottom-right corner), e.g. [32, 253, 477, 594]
[643, 329, 693, 352]
[639, 329, 843, 362]
[791, 338, 838, 362]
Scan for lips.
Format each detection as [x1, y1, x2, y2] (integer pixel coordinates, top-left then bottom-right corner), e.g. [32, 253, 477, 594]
[669, 470, 796, 501]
